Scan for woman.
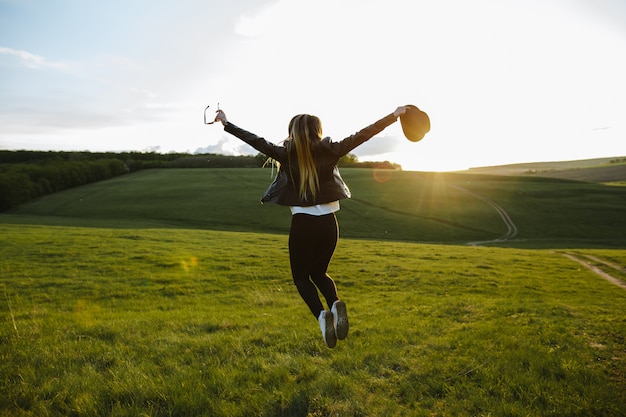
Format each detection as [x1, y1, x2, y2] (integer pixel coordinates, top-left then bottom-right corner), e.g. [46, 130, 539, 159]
[214, 106, 407, 348]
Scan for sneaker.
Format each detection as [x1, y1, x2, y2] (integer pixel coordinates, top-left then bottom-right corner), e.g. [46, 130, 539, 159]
[332, 300, 349, 340]
[318, 310, 337, 348]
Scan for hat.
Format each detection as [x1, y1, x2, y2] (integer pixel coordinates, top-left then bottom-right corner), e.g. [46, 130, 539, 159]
[400, 105, 430, 142]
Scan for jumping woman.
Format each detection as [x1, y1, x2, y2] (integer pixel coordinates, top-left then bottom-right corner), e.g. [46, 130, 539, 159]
[214, 106, 408, 348]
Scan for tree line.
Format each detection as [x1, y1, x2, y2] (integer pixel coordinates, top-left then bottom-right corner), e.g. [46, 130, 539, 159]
[0, 150, 400, 212]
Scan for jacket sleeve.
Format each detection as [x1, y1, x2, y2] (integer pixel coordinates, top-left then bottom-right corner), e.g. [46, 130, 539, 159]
[224, 122, 285, 161]
[330, 113, 398, 157]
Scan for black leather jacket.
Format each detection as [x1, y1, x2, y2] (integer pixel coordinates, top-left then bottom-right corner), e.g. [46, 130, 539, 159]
[224, 113, 398, 206]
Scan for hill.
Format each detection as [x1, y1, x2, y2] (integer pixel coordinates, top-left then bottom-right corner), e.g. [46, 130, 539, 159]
[463, 156, 626, 184]
[3, 168, 625, 248]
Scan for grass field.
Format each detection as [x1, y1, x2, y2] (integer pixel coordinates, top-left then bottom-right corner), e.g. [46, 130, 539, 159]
[1, 168, 626, 416]
[4, 168, 626, 247]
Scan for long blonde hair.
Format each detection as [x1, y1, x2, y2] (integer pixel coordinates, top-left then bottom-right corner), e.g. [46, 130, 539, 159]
[286, 114, 323, 201]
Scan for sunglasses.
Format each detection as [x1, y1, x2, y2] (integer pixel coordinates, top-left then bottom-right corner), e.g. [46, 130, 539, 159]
[203, 103, 220, 124]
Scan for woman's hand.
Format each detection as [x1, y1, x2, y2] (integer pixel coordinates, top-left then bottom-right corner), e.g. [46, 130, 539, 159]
[214, 109, 228, 126]
[393, 106, 408, 118]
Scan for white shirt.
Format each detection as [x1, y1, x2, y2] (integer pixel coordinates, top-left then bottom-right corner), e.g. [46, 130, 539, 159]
[290, 201, 340, 216]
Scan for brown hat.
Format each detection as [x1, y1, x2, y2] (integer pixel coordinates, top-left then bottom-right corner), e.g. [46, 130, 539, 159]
[400, 105, 430, 142]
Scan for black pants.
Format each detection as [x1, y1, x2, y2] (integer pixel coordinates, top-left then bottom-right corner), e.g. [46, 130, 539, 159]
[289, 213, 339, 318]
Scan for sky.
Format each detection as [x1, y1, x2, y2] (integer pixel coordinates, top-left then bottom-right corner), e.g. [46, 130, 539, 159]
[1, 0, 625, 171]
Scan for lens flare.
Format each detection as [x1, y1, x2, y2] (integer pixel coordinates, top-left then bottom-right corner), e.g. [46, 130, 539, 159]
[373, 166, 393, 183]
[181, 256, 199, 272]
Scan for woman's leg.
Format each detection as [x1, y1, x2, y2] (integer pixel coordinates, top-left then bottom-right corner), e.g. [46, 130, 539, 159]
[309, 214, 340, 309]
[289, 213, 339, 318]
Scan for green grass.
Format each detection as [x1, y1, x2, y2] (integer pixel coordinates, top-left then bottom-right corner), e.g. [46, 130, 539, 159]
[1, 168, 626, 416]
[1, 224, 625, 416]
[4, 168, 626, 247]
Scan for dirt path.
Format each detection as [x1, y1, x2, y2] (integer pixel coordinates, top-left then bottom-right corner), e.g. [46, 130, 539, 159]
[448, 186, 626, 290]
[449, 185, 518, 246]
[562, 253, 626, 290]
[580, 254, 626, 274]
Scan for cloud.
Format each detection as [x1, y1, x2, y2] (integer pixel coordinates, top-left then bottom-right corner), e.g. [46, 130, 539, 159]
[0, 46, 43, 68]
[142, 145, 161, 153]
[195, 137, 258, 156]
[0, 46, 70, 70]
[350, 134, 405, 159]
[0, 44, 186, 135]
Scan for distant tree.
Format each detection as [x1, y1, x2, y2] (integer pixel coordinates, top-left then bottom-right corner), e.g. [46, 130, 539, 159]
[339, 153, 359, 166]
[0, 171, 34, 211]
[0, 158, 128, 211]
[255, 153, 270, 167]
